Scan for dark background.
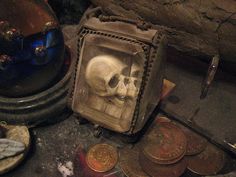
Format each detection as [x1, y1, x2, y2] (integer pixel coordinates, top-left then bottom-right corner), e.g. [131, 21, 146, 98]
[48, 0, 90, 24]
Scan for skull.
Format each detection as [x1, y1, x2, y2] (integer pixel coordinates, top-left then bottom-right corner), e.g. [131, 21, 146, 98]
[85, 55, 141, 106]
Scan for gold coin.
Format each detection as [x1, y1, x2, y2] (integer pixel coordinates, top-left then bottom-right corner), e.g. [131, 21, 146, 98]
[86, 143, 118, 172]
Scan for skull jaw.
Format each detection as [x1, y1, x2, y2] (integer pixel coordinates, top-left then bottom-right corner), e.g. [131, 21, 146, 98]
[86, 93, 134, 128]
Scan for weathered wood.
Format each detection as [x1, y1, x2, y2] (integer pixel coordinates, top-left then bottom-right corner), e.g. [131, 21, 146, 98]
[91, 0, 236, 62]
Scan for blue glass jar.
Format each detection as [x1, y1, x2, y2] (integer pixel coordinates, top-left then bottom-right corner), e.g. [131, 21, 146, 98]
[0, 0, 65, 97]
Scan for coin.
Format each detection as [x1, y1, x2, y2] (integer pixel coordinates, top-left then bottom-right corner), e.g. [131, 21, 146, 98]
[119, 146, 149, 177]
[86, 143, 118, 172]
[139, 151, 187, 177]
[187, 143, 225, 175]
[156, 116, 171, 123]
[179, 125, 208, 155]
[74, 146, 119, 177]
[143, 122, 187, 164]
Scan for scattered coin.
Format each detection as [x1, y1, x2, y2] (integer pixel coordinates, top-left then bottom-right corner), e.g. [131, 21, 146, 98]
[179, 125, 208, 155]
[86, 143, 118, 172]
[74, 146, 119, 177]
[119, 146, 149, 177]
[139, 151, 187, 177]
[187, 143, 225, 175]
[143, 122, 187, 164]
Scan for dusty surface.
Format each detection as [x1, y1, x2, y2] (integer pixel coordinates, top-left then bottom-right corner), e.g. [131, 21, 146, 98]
[0, 114, 234, 177]
[161, 49, 236, 155]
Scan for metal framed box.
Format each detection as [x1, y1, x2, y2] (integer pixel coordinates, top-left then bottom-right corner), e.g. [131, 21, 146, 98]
[69, 14, 167, 134]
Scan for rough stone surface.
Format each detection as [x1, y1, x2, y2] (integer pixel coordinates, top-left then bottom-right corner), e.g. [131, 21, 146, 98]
[0, 115, 235, 177]
[91, 0, 236, 62]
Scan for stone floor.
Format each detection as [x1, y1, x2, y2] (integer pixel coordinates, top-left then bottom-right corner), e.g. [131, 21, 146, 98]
[161, 49, 236, 155]
[1, 112, 235, 177]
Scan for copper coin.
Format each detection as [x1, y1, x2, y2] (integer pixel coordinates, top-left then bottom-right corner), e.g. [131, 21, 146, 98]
[179, 125, 208, 155]
[156, 116, 171, 123]
[187, 143, 225, 175]
[86, 143, 118, 172]
[119, 146, 149, 177]
[139, 151, 187, 177]
[74, 146, 119, 177]
[143, 122, 187, 164]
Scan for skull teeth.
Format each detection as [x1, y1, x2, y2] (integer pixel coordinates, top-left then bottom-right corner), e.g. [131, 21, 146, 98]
[117, 96, 126, 101]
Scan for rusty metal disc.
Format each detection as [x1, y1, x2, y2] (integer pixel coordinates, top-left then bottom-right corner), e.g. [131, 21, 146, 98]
[178, 125, 208, 156]
[186, 143, 225, 175]
[143, 122, 187, 165]
[139, 151, 187, 177]
[119, 146, 149, 177]
[74, 145, 119, 177]
[156, 116, 171, 123]
[86, 143, 118, 173]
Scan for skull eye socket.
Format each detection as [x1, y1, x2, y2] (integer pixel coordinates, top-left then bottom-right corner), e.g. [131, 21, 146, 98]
[131, 71, 140, 77]
[134, 80, 138, 87]
[124, 78, 129, 86]
[108, 74, 119, 88]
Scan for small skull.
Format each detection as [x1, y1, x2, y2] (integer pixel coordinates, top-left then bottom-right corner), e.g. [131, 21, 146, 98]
[85, 55, 141, 106]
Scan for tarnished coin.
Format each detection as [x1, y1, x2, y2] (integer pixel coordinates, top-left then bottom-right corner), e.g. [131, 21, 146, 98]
[139, 151, 187, 177]
[187, 143, 225, 175]
[179, 125, 208, 155]
[86, 143, 118, 172]
[143, 122, 187, 164]
[74, 145, 119, 177]
[156, 116, 171, 123]
[119, 146, 149, 177]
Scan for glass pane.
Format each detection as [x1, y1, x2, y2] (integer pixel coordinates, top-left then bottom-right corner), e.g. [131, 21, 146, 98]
[72, 34, 145, 132]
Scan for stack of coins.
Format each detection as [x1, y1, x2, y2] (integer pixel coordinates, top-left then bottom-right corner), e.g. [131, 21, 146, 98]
[186, 143, 225, 176]
[177, 125, 226, 176]
[138, 121, 188, 177]
[119, 146, 149, 177]
[83, 117, 226, 177]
